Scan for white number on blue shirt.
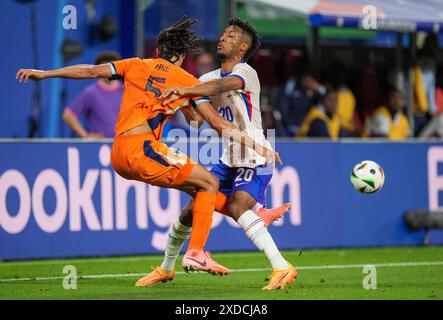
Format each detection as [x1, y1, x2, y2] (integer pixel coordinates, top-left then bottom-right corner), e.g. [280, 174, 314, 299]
[235, 168, 254, 183]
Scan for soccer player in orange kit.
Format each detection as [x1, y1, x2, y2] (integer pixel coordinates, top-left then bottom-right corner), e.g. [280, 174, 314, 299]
[16, 16, 280, 276]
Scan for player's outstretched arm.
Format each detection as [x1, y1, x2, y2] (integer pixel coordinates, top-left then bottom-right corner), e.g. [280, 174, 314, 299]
[195, 101, 282, 165]
[161, 77, 243, 105]
[16, 64, 113, 83]
[180, 105, 205, 128]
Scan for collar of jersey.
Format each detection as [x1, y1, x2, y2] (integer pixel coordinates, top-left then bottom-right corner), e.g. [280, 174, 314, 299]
[158, 56, 175, 64]
[220, 60, 245, 77]
[220, 70, 232, 77]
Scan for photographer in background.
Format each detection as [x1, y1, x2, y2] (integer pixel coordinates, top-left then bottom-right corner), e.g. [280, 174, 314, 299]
[62, 51, 123, 138]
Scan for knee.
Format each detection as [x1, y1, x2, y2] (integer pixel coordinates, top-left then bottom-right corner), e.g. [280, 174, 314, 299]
[211, 175, 220, 193]
[227, 201, 247, 221]
[199, 174, 219, 194]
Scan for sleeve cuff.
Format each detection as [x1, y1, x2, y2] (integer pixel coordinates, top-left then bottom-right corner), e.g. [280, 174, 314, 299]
[226, 74, 246, 90]
[109, 63, 117, 76]
[191, 97, 210, 108]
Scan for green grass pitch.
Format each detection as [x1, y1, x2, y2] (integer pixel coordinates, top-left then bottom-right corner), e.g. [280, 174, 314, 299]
[0, 246, 442, 300]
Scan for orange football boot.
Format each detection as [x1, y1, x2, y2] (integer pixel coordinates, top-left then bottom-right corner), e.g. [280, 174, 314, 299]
[255, 203, 291, 226]
[262, 262, 297, 290]
[135, 266, 175, 287]
[182, 250, 230, 276]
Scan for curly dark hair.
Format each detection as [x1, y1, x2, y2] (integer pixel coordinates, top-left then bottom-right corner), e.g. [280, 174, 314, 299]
[157, 16, 202, 62]
[228, 17, 261, 61]
[95, 51, 121, 65]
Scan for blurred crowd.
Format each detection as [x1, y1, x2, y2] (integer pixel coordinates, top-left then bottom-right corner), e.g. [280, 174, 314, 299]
[252, 33, 442, 140]
[65, 33, 443, 141]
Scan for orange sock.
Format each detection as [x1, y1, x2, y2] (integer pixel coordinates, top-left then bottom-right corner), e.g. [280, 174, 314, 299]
[215, 192, 229, 215]
[188, 192, 216, 251]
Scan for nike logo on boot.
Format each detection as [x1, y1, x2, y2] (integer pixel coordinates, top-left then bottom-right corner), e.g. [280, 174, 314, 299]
[188, 258, 207, 267]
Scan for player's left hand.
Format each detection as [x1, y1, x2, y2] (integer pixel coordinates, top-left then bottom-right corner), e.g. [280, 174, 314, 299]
[263, 148, 283, 166]
[16, 69, 46, 83]
[161, 87, 185, 105]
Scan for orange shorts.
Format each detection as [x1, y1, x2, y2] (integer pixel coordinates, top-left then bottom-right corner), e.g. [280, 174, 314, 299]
[111, 133, 195, 188]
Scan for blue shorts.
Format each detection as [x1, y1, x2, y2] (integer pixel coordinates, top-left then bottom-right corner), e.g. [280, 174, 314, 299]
[210, 162, 273, 205]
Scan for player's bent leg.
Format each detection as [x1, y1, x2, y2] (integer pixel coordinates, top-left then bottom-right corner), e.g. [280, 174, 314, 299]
[154, 188, 288, 281]
[212, 190, 291, 226]
[203, 161, 289, 224]
[176, 164, 219, 195]
[177, 165, 230, 276]
[135, 203, 194, 287]
[166, 194, 289, 277]
[154, 193, 232, 279]
[156, 165, 289, 279]
[136, 200, 197, 287]
[228, 191, 297, 287]
[161, 211, 193, 269]
[178, 164, 218, 251]
[156, 193, 231, 280]
[227, 191, 257, 221]
[113, 137, 229, 282]
[178, 199, 195, 227]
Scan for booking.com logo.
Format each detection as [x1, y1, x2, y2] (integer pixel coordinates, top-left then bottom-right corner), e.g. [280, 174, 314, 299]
[0, 136, 302, 251]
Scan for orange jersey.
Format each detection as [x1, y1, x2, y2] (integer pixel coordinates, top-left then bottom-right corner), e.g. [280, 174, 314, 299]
[110, 57, 203, 138]
[111, 132, 194, 188]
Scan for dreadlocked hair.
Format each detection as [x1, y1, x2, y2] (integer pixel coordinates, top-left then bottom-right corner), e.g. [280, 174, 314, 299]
[157, 16, 202, 62]
[229, 17, 262, 61]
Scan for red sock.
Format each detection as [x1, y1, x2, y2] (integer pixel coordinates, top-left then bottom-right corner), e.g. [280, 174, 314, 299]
[187, 192, 216, 251]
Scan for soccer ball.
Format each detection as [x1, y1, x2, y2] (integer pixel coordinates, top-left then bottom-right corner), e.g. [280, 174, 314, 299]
[350, 160, 385, 194]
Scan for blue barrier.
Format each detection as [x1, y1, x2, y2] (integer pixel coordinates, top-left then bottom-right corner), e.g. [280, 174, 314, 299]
[1, 140, 443, 260]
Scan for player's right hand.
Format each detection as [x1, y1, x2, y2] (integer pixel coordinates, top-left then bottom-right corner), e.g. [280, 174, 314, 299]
[16, 69, 47, 83]
[161, 87, 185, 105]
